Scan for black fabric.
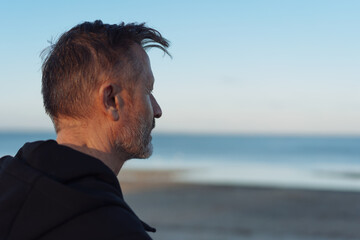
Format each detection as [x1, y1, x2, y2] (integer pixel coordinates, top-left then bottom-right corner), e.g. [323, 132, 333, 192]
[0, 140, 155, 240]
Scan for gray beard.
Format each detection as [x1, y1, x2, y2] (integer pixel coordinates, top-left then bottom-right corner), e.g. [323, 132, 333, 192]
[115, 117, 154, 160]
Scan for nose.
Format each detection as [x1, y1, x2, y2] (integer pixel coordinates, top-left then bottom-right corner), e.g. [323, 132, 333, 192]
[151, 94, 162, 118]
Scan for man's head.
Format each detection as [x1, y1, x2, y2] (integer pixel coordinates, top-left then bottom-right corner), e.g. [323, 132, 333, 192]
[41, 20, 170, 160]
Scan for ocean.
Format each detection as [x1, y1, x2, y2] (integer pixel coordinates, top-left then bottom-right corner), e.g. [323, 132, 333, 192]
[1, 132, 360, 191]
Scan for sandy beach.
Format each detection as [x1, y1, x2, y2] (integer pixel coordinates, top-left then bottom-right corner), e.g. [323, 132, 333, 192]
[119, 169, 360, 240]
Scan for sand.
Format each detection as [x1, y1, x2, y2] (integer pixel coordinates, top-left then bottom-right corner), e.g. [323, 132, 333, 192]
[118, 169, 360, 240]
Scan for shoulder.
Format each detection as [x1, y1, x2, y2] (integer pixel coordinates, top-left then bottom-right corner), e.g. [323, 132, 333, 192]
[38, 205, 153, 240]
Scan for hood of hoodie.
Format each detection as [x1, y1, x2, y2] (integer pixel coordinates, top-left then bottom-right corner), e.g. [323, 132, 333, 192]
[0, 140, 154, 240]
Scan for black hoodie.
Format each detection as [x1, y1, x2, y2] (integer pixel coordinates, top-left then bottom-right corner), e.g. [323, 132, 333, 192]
[0, 140, 155, 240]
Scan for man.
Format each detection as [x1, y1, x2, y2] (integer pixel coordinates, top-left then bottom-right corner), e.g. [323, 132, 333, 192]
[0, 20, 170, 240]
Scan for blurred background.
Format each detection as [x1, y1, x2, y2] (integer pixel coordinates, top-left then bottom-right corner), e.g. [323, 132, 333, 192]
[1, 1, 360, 239]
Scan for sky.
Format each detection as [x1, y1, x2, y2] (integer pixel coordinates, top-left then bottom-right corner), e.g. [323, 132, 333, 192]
[0, 0, 359, 135]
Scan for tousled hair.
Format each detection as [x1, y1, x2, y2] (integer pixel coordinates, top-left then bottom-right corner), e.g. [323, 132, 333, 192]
[41, 20, 170, 124]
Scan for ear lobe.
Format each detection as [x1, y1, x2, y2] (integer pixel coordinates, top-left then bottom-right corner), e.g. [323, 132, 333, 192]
[100, 84, 121, 121]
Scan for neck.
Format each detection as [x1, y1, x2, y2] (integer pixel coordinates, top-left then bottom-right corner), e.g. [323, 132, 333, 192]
[56, 121, 125, 175]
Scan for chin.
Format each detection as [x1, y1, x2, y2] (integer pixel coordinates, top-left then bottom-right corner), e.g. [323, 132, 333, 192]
[116, 123, 154, 160]
[135, 142, 153, 159]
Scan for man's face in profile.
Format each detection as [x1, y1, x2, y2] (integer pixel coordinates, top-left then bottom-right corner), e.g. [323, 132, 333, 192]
[114, 44, 162, 159]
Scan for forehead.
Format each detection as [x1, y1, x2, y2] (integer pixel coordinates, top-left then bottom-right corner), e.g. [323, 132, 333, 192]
[123, 44, 154, 88]
[129, 44, 151, 67]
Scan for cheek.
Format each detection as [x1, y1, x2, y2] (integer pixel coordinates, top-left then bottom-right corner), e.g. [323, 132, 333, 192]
[138, 95, 153, 120]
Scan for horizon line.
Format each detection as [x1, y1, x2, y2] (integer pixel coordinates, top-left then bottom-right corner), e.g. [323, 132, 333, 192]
[0, 129, 359, 138]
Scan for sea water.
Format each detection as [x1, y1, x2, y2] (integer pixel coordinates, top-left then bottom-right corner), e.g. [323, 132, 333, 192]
[1, 132, 360, 191]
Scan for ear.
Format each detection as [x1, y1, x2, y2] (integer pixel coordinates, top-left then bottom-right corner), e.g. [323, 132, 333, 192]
[98, 83, 122, 121]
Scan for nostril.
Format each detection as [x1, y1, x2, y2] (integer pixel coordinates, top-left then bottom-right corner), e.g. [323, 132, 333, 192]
[154, 108, 162, 118]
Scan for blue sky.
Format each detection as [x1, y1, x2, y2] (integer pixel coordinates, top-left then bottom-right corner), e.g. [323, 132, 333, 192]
[0, 0, 359, 135]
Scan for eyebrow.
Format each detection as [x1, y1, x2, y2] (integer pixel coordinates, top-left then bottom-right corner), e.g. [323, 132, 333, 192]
[145, 81, 153, 92]
[149, 76, 154, 90]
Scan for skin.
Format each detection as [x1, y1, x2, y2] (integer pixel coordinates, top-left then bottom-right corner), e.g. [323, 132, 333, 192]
[56, 44, 162, 175]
